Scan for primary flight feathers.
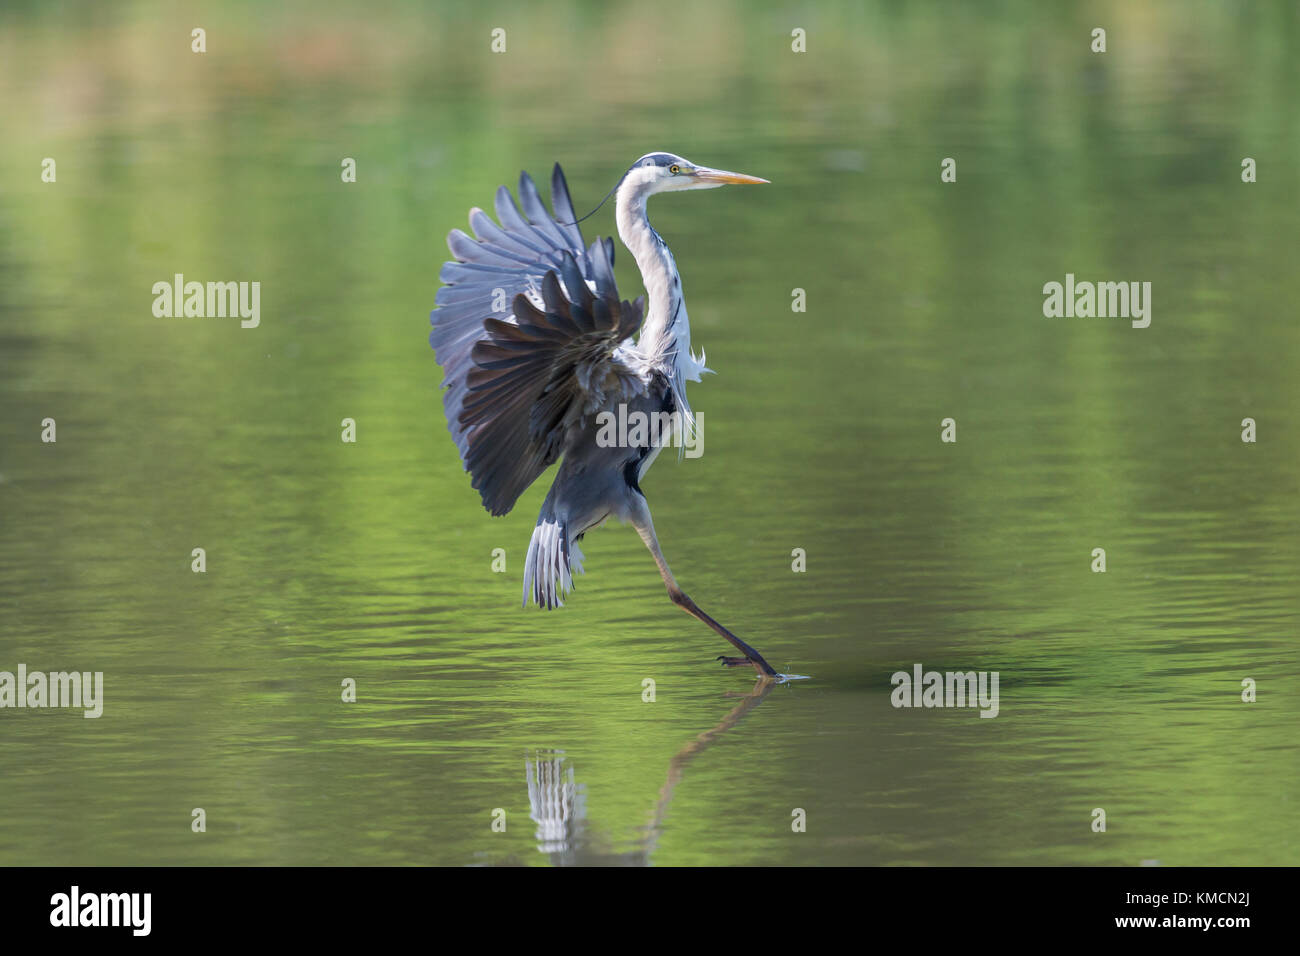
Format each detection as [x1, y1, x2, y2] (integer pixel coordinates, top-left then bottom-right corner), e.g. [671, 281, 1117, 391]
[430, 165, 645, 515]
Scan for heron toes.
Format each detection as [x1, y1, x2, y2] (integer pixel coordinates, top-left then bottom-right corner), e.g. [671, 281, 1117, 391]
[716, 654, 765, 671]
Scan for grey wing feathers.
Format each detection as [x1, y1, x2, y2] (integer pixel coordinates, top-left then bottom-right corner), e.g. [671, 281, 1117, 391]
[431, 166, 593, 455]
[429, 164, 644, 516]
[459, 256, 644, 515]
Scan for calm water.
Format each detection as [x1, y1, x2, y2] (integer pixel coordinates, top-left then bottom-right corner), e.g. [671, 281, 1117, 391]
[1, 1, 1297, 866]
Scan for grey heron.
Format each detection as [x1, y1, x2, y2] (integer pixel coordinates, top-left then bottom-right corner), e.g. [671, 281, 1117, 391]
[429, 152, 777, 678]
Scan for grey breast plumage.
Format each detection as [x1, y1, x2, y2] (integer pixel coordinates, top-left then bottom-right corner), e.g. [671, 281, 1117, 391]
[430, 164, 646, 516]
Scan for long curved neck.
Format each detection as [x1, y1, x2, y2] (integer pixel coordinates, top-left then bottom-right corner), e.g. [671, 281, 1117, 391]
[615, 182, 685, 366]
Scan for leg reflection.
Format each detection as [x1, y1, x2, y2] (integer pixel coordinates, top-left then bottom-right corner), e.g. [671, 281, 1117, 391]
[523, 679, 777, 865]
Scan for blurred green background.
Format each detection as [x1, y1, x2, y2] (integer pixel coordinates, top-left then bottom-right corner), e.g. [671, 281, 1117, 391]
[0, 0, 1297, 865]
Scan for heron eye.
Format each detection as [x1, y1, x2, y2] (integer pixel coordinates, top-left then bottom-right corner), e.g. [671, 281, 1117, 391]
[669, 164, 681, 174]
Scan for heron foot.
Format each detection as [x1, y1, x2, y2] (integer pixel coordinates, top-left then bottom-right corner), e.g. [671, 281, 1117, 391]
[716, 654, 778, 678]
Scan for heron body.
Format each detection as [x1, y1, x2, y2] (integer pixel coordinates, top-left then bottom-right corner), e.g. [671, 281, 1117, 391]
[430, 152, 777, 677]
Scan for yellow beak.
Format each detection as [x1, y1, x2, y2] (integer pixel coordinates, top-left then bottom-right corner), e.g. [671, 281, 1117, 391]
[692, 167, 770, 185]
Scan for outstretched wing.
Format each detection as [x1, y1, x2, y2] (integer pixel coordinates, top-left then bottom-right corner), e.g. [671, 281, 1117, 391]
[430, 165, 646, 515]
[462, 257, 645, 515]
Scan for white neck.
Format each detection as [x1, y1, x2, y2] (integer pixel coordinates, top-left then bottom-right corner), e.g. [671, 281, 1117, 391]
[615, 178, 683, 366]
[614, 173, 709, 413]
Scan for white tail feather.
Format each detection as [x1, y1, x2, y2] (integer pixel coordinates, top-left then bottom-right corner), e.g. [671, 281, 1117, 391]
[523, 517, 583, 609]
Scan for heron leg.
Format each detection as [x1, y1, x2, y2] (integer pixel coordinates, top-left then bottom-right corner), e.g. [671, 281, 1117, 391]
[630, 503, 778, 679]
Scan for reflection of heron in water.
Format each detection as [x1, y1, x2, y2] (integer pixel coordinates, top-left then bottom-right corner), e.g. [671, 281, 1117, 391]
[524, 680, 776, 866]
[524, 750, 586, 856]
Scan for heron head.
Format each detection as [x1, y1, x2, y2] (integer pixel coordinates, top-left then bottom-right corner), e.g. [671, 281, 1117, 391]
[624, 152, 769, 194]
